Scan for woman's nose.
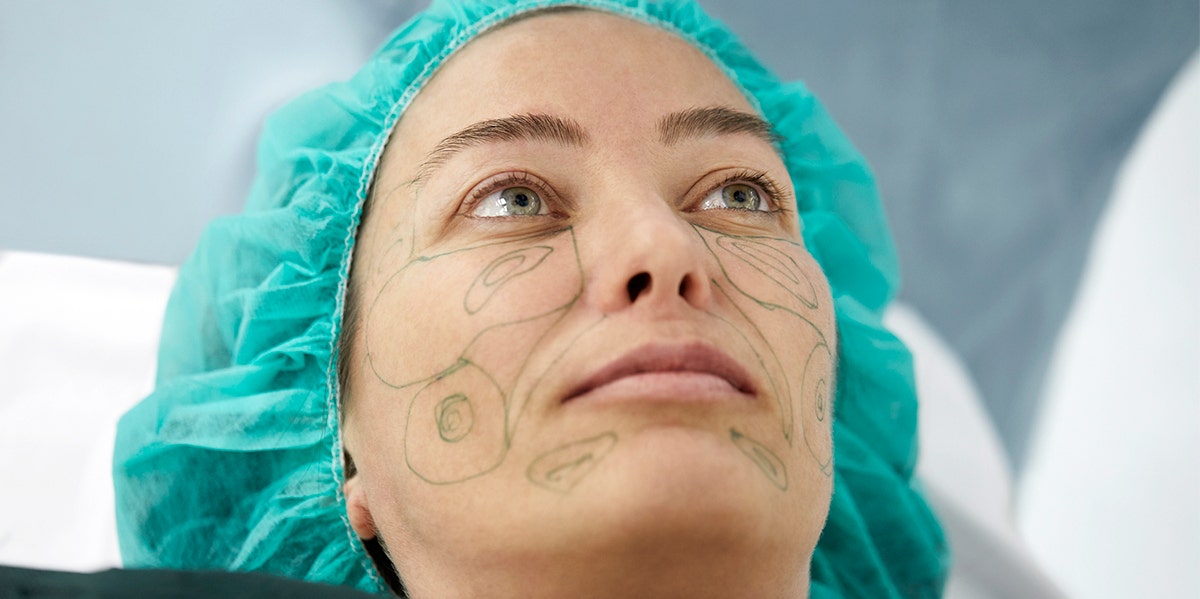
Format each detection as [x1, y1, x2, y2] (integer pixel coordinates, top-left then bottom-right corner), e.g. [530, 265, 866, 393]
[581, 197, 713, 315]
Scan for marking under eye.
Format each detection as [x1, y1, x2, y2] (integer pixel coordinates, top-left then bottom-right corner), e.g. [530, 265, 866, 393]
[464, 245, 554, 313]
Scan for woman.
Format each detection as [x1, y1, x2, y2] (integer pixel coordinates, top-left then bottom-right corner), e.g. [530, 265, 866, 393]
[114, 1, 947, 597]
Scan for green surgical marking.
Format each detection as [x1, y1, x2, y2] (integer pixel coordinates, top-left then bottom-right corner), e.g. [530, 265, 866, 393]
[730, 428, 787, 491]
[527, 432, 618, 494]
[435, 393, 474, 442]
[465, 245, 554, 314]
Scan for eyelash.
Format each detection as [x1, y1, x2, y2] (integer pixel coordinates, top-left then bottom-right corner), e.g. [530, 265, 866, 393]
[463, 171, 560, 217]
[701, 168, 790, 215]
[461, 168, 791, 217]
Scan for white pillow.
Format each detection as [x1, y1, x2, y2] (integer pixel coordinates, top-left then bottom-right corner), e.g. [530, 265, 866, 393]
[0, 251, 175, 571]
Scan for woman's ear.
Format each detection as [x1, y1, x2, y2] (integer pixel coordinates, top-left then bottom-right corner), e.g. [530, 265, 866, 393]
[344, 454, 378, 540]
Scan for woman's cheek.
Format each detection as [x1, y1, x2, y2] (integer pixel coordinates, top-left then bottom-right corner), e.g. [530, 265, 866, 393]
[692, 225, 836, 477]
[356, 227, 583, 486]
[361, 229, 583, 411]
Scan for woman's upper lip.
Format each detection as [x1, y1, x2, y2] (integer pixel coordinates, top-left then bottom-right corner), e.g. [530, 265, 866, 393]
[561, 341, 757, 403]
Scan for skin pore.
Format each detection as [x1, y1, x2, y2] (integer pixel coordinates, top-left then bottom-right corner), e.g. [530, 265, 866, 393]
[339, 9, 836, 599]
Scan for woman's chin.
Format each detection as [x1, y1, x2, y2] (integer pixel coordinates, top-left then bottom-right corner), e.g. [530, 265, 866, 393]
[389, 425, 817, 598]
[525, 425, 808, 557]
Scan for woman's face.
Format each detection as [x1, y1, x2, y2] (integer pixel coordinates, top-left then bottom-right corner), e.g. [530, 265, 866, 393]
[342, 10, 836, 598]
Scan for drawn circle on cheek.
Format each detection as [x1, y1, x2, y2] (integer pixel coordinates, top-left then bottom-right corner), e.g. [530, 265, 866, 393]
[405, 362, 507, 484]
[800, 343, 833, 476]
[436, 393, 474, 443]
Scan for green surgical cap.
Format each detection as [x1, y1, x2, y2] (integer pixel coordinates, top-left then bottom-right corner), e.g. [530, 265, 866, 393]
[113, 0, 948, 596]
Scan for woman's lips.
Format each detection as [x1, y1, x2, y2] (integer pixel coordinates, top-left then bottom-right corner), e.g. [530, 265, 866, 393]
[562, 341, 757, 404]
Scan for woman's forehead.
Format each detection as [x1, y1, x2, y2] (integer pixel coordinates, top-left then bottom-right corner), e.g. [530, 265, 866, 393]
[386, 9, 756, 172]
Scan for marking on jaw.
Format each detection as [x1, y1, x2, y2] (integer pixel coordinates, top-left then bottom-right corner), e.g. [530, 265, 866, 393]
[730, 428, 788, 491]
[527, 432, 618, 493]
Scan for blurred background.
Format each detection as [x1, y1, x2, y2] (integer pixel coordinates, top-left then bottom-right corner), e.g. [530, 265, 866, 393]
[1, 1, 1196, 597]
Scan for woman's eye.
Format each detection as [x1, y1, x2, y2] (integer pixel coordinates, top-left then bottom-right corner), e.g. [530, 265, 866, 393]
[699, 183, 768, 212]
[471, 186, 545, 217]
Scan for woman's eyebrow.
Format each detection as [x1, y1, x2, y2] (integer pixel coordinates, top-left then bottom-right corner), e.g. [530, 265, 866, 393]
[407, 107, 779, 191]
[412, 113, 589, 188]
[657, 106, 781, 147]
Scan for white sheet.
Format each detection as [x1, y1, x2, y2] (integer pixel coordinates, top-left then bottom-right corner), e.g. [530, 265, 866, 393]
[0, 252, 174, 571]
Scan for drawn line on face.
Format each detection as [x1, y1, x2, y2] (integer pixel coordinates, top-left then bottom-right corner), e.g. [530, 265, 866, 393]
[800, 343, 834, 477]
[365, 227, 586, 486]
[368, 197, 419, 278]
[730, 428, 787, 491]
[505, 313, 606, 443]
[708, 280, 794, 444]
[527, 432, 618, 494]
[693, 224, 827, 344]
[695, 225, 827, 345]
[368, 216, 832, 491]
[465, 245, 555, 314]
[717, 237, 817, 310]
[698, 222, 834, 475]
[365, 227, 578, 390]
[435, 393, 474, 442]
[500, 229, 590, 443]
[405, 361, 508, 485]
[372, 236, 410, 279]
[696, 222, 799, 444]
[816, 382, 827, 422]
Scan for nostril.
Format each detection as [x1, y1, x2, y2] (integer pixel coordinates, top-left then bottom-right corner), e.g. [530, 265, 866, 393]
[626, 272, 651, 302]
[678, 275, 690, 298]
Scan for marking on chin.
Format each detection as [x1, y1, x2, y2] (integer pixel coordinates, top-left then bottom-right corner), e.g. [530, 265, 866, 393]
[730, 428, 788, 491]
[527, 432, 618, 494]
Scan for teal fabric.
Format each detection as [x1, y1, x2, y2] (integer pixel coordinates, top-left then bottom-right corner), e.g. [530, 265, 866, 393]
[113, 0, 948, 596]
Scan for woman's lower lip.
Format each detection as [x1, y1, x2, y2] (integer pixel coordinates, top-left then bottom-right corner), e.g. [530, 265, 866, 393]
[564, 371, 752, 404]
